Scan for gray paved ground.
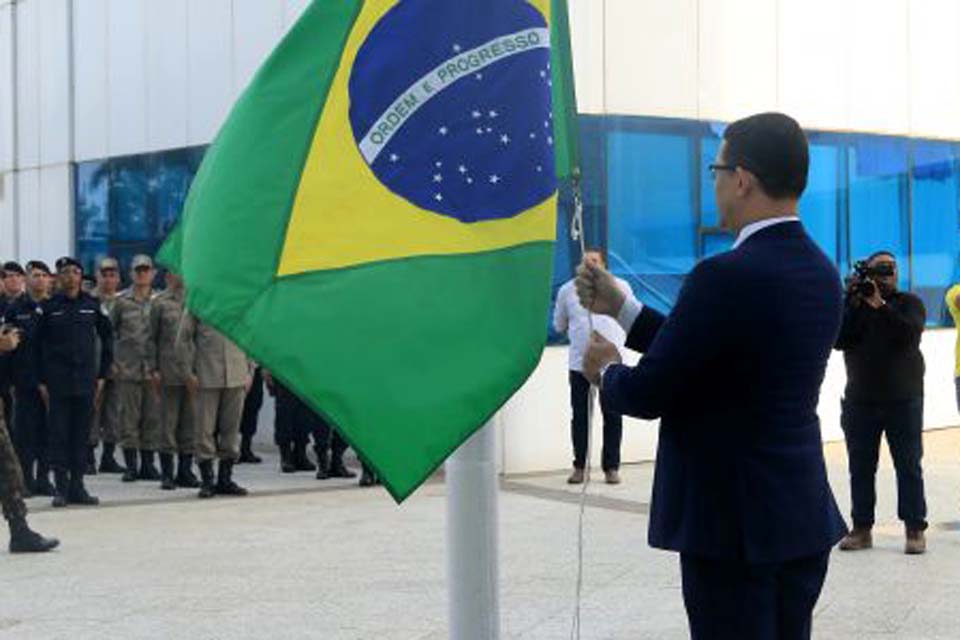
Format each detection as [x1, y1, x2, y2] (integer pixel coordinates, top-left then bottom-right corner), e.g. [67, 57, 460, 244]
[3, 429, 960, 639]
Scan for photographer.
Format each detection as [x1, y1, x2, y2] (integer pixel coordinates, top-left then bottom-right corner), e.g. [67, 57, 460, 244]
[835, 251, 927, 554]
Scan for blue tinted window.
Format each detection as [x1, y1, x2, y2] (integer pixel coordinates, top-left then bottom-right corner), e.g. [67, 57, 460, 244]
[800, 139, 843, 263]
[847, 137, 910, 290]
[75, 161, 110, 271]
[911, 140, 960, 325]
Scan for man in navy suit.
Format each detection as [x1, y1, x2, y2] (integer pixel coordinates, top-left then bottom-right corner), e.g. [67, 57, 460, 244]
[577, 112, 847, 640]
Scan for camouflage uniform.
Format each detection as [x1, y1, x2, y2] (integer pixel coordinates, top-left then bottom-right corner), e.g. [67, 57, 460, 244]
[0, 398, 28, 523]
[150, 289, 194, 455]
[110, 289, 161, 453]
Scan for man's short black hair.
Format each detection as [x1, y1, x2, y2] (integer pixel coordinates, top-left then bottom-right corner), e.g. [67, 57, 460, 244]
[867, 250, 896, 263]
[723, 112, 809, 200]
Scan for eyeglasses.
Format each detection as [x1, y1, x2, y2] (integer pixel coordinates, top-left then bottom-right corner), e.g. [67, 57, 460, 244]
[708, 163, 736, 179]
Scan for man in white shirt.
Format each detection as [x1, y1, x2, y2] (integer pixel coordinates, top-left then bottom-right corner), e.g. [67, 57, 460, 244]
[553, 249, 632, 485]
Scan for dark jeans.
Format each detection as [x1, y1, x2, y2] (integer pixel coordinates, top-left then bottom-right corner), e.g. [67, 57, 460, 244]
[840, 397, 927, 531]
[569, 370, 622, 472]
[240, 367, 264, 437]
[13, 386, 47, 478]
[47, 394, 94, 480]
[680, 551, 830, 640]
[273, 384, 347, 456]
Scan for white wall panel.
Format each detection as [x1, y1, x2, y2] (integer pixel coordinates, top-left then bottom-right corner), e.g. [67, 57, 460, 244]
[698, 0, 777, 123]
[0, 173, 14, 258]
[777, 0, 852, 132]
[14, 0, 39, 168]
[107, 0, 147, 157]
[73, 0, 109, 161]
[604, 0, 698, 118]
[186, 0, 233, 146]
[38, 0, 71, 165]
[908, 0, 960, 140]
[846, 0, 910, 135]
[567, 0, 605, 114]
[0, 4, 13, 172]
[145, 0, 189, 152]
[39, 164, 71, 259]
[232, 0, 285, 96]
[15, 168, 40, 258]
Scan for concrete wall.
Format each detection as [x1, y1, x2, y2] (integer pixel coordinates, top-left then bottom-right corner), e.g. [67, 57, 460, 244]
[496, 329, 959, 474]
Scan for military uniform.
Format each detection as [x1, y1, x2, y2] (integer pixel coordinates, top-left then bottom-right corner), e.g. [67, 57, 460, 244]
[89, 287, 122, 471]
[4, 293, 53, 494]
[110, 288, 162, 481]
[149, 287, 198, 489]
[179, 313, 251, 498]
[36, 287, 113, 506]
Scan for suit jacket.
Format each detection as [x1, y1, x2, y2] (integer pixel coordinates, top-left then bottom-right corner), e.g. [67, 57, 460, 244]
[601, 221, 847, 564]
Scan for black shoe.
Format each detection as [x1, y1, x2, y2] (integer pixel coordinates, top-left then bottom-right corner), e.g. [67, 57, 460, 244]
[51, 494, 68, 508]
[359, 470, 376, 487]
[121, 449, 139, 482]
[280, 446, 297, 474]
[176, 454, 200, 488]
[85, 446, 97, 475]
[313, 447, 330, 480]
[328, 458, 356, 479]
[292, 443, 316, 472]
[138, 450, 162, 481]
[159, 453, 176, 491]
[216, 460, 248, 496]
[237, 448, 262, 464]
[67, 488, 100, 506]
[8, 519, 59, 553]
[98, 443, 126, 474]
[198, 460, 216, 499]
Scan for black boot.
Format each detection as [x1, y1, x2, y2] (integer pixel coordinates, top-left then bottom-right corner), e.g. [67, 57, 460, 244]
[359, 464, 378, 487]
[237, 435, 262, 464]
[51, 469, 69, 508]
[197, 460, 216, 499]
[8, 518, 59, 553]
[98, 442, 126, 474]
[121, 449, 139, 482]
[176, 454, 200, 488]
[159, 453, 176, 490]
[33, 464, 56, 496]
[328, 455, 356, 479]
[292, 441, 316, 472]
[314, 447, 330, 480]
[67, 472, 99, 506]
[85, 445, 97, 475]
[215, 460, 248, 496]
[279, 444, 296, 473]
[138, 450, 161, 481]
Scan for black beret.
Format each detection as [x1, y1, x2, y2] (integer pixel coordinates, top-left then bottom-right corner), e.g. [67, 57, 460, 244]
[25, 260, 51, 275]
[55, 257, 83, 272]
[2, 261, 24, 276]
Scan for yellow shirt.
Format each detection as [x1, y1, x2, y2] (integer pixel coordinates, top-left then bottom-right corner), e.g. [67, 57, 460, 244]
[945, 284, 960, 376]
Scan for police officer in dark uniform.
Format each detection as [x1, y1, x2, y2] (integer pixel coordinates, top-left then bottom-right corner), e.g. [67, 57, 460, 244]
[35, 257, 113, 508]
[0, 261, 26, 434]
[6, 261, 55, 495]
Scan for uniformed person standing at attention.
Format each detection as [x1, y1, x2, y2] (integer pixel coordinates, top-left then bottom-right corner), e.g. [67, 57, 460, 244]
[35, 257, 113, 507]
[0, 261, 26, 434]
[0, 327, 59, 553]
[111, 255, 162, 483]
[89, 257, 125, 474]
[6, 261, 55, 496]
[149, 272, 200, 490]
[179, 312, 251, 498]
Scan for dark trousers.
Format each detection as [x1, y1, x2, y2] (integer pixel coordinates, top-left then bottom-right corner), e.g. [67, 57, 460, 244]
[240, 367, 264, 437]
[274, 384, 347, 455]
[841, 397, 927, 530]
[47, 394, 94, 480]
[13, 386, 47, 478]
[569, 370, 622, 471]
[1, 388, 11, 435]
[680, 551, 830, 640]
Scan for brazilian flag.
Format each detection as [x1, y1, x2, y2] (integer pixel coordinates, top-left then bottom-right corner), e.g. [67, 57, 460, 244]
[159, 0, 579, 501]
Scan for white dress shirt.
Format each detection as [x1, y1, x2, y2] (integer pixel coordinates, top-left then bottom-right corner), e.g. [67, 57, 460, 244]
[732, 216, 800, 249]
[553, 277, 632, 372]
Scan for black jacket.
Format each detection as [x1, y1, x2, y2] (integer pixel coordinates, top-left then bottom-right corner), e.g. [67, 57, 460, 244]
[35, 292, 113, 397]
[5, 294, 46, 389]
[835, 291, 925, 403]
[601, 221, 847, 563]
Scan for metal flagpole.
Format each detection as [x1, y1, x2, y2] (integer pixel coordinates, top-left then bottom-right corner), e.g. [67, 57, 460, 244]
[446, 420, 500, 639]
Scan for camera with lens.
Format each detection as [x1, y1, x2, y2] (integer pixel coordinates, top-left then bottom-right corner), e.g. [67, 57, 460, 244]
[847, 260, 894, 299]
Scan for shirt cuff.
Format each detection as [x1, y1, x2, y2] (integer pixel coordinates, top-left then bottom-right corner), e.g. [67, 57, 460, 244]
[616, 296, 644, 332]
